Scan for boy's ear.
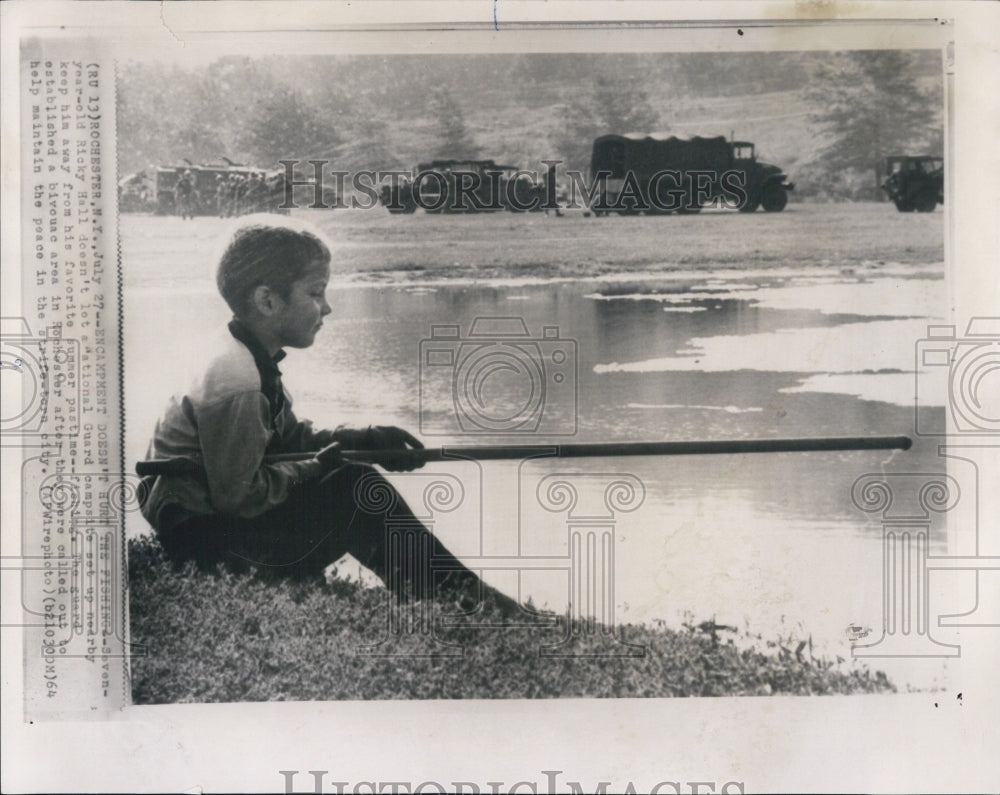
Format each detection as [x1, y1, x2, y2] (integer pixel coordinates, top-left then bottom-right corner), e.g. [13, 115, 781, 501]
[250, 285, 283, 316]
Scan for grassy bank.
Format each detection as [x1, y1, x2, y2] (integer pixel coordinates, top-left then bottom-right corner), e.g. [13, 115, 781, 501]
[128, 537, 894, 703]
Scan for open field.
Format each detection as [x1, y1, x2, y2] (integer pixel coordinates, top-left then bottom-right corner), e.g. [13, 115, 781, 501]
[121, 200, 943, 288]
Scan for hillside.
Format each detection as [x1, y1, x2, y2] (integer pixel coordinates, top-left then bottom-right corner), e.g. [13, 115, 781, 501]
[117, 50, 943, 200]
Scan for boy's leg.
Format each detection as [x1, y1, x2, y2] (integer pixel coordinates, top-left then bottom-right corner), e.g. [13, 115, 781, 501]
[314, 463, 493, 604]
[158, 464, 518, 612]
[224, 464, 508, 604]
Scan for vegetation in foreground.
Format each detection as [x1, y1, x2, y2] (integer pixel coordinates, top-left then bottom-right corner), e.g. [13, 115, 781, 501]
[128, 536, 894, 703]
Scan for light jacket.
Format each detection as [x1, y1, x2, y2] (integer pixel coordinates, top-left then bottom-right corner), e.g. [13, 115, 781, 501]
[140, 319, 334, 530]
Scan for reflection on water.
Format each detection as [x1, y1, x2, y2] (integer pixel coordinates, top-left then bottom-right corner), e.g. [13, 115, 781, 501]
[127, 270, 949, 685]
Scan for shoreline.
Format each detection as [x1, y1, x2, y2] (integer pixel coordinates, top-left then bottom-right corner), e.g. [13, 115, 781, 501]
[127, 536, 901, 702]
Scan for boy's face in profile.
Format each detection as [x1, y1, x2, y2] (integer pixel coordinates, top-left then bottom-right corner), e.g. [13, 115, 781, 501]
[274, 259, 332, 349]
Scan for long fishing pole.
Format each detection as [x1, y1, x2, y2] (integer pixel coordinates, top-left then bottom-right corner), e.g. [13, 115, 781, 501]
[136, 435, 911, 477]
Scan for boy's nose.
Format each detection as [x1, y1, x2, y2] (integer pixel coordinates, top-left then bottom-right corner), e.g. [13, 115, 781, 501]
[321, 299, 332, 316]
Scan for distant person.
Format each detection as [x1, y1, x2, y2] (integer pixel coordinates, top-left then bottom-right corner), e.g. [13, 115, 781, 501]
[215, 174, 227, 218]
[246, 172, 266, 214]
[233, 174, 249, 216]
[225, 174, 240, 217]
[175, 169, 196, 219]
[139, 218, 519, 614]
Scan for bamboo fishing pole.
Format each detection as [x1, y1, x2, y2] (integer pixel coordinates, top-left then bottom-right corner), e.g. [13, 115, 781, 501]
[136, 435, 911, 477]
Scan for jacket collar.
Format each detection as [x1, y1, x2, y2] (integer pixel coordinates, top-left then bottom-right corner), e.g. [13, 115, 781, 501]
[228, 318, 286, 372]
[228, 318, 286, 419]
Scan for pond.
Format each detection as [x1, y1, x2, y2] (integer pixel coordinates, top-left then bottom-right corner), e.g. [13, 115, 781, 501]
[126, 254, 950, 687]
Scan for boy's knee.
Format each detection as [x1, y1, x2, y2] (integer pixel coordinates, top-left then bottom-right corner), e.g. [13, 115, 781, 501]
[156, 525, 226, 575]
[318, 461, 379, 491]
[347, 464, 404, 515]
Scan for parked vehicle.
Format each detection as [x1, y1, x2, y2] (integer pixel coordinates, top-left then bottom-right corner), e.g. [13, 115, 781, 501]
[881, 155, 943, 212]
[151, 161, 298, 216]
[118, 171, 155, 212]
[379, 159, 547, 213]
[588, 134, 794, 215]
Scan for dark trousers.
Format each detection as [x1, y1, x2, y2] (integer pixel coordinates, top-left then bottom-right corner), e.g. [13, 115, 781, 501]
[157, 463, 486, 602]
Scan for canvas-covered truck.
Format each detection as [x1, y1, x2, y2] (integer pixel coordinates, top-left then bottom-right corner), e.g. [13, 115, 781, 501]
[588, 134, 794, 215]
[880, 155, 943, 212]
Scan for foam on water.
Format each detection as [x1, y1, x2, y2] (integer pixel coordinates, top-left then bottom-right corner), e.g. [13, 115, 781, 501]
[780, 372, 946, 407]
[746, 276, 944, 318]
[627, 403, 765, 413]
[586, 270, 943, 317]
[598, 318, 928, 371]
[584, 287, 760, 302]
[321, 261, 944, 291]
[594, 284, 950, 407]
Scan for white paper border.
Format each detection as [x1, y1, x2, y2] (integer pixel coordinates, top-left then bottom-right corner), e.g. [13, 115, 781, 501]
[2, 2, 998, 792]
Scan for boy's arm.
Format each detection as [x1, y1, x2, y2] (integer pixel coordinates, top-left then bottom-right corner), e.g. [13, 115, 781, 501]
[277, 412, 337, 452]
[196, 391, 325, 518]
[274, 392, 338, 453]
[274, 392, 425, 470]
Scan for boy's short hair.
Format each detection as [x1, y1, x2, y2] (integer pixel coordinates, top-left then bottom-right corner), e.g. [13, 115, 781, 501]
[216, 218, 331, 315]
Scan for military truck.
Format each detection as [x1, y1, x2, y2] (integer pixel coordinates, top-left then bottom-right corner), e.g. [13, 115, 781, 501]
[880, 155, 943, 212]
[152, 161, 298, 216]
[118, 171, 155, 212]
[152, 163, 248, 216]
[379, 159, 547, 214]
[588, 134, 793, 215]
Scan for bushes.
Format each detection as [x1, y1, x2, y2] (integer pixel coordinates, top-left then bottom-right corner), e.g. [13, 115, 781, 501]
[128, 536, 894, 703]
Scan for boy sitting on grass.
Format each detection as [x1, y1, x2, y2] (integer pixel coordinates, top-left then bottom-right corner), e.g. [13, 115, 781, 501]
[140, 217, 518, 614]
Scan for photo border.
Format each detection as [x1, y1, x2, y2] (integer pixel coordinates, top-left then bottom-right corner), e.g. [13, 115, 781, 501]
[2, 2, 998, 792]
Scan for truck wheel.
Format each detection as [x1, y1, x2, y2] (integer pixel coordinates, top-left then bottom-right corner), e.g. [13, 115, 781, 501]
[914, 192, 937, 213]
[761, 184, 787, 212]
[738, 196, 760, 213]
[893, 198, 915, 212]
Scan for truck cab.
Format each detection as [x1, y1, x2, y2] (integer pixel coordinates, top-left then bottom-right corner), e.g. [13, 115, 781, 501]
[881, 155, 944, 212]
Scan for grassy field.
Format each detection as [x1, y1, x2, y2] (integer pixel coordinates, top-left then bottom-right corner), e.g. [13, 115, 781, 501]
[120, 201, 943, 289]
[128, 537, 895, 703]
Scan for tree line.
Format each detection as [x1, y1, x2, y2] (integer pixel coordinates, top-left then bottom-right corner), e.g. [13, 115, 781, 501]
[117, 51, 942, 201]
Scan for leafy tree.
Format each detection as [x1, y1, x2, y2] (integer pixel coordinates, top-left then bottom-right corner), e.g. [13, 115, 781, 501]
[556, 73, 662, 171]
[335, 98, 404, 173]
[428, 88, 480, 159]
[117, 62, 227, 174]
[805, 50, 942, 199]
[237, 90, 341, 167]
